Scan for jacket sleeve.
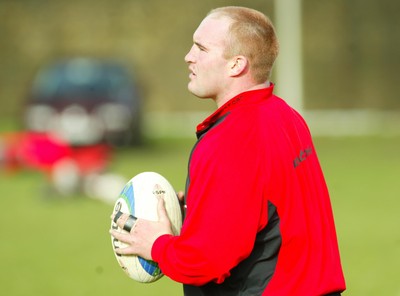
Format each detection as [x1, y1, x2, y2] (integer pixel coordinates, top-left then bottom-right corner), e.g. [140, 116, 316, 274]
[152, 120, 270, 285]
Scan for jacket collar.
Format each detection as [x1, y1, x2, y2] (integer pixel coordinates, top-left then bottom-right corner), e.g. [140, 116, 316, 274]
[196, 84, 274, 136]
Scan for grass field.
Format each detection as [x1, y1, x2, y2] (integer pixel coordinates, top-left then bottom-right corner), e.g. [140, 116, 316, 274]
[1, 136, 399, 295]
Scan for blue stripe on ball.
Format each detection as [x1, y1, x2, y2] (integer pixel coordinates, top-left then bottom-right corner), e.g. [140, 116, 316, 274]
[119, 181, 135, 214]
[138, 257, 161, 276]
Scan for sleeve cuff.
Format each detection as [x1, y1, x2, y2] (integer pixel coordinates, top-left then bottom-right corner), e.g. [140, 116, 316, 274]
[151, 234, 173, 262]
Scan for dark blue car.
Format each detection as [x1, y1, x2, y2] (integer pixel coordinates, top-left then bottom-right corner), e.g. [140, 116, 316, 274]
[24, 57, 142, 146]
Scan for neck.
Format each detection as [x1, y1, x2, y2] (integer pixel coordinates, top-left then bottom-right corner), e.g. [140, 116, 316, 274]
[215, 81, 270, 108]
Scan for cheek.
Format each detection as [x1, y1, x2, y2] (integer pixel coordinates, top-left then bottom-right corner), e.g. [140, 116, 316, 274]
[199, 60, 220, 79]
[203, 63, 225, 85]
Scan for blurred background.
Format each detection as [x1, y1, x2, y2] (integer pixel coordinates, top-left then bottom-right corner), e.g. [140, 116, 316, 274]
[0, 0, 399, 295]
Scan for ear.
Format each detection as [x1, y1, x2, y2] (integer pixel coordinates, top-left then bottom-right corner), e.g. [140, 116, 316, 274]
[228, 56, 248, 77]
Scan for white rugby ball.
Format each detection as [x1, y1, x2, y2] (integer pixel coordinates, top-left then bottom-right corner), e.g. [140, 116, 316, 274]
[110, 172, 182, 283]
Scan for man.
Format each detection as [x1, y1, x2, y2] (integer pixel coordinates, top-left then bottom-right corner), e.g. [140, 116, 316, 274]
[110, 6, 346, 295]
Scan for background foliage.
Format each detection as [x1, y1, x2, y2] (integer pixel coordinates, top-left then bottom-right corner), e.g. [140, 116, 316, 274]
[0, 0, 399, 119]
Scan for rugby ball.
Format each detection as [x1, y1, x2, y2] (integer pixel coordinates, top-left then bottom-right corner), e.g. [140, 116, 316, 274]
[110, 172, 182, 283]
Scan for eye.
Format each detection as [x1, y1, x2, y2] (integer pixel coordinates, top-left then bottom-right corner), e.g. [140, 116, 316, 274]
[195, 42, 207, 52]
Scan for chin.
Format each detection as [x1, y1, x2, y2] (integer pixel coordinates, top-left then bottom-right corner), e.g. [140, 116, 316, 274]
[188, 83, 212, 99]
[187, 84, 199, 96]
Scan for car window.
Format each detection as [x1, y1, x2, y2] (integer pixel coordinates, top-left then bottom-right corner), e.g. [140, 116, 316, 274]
[31, 60, 137, 103]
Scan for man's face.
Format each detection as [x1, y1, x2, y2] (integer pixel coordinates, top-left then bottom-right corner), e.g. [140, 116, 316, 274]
[184, 15, 232, 100]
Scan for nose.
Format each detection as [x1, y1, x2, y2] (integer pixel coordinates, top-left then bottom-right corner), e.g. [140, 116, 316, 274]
[184, 45, 195, 64]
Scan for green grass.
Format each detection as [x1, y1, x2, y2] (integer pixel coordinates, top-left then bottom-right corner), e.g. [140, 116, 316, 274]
[315, 136, 400, 295]
[1, 136, 399, 295]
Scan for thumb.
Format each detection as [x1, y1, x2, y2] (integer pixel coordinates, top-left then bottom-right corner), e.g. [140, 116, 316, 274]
[157, 196, 169, 223]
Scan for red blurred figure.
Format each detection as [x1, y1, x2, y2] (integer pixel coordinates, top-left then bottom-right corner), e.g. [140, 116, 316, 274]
[0, 131, 112, 195]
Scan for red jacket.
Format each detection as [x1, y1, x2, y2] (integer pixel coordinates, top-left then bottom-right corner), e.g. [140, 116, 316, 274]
[152, 85, 346, 295]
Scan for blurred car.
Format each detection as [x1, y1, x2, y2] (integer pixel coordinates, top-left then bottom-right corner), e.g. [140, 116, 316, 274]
[23, 57, 142, 146]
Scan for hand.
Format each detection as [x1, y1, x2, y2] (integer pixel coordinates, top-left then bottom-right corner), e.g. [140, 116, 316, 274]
[110, 196, 173, 260]
[177, 190, 186, 213]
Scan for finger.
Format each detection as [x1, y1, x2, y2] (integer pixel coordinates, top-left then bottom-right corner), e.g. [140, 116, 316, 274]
[157, 196, 169, 223]
[177, 191, 185, 202]
[111, 212, 134, 231]
[110, 229, 131, 244]
[110, 230, 139, 256]
[114, 245, 136, 255]
[110, 210, 125, 223]
[123, 215, 137, 232]
[111, 210, 124, 223]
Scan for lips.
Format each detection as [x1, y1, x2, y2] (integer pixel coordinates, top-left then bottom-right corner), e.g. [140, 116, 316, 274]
[188, 67, 196, 78]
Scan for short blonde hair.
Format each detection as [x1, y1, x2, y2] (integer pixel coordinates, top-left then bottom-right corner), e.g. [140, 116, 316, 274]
[208, 6, 279, 83]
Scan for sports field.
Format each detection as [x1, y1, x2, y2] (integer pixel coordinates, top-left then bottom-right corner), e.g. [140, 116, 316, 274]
[1, 136, 399, 295]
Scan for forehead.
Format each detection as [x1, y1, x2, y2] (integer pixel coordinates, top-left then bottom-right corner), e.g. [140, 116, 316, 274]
[193, 15, 232, 47]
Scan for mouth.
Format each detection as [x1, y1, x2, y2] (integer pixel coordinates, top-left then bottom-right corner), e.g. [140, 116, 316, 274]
[188, 67, 196, 79]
